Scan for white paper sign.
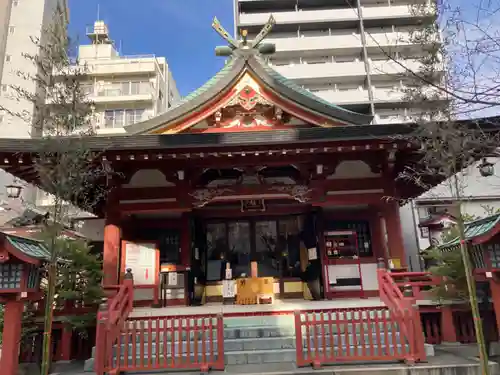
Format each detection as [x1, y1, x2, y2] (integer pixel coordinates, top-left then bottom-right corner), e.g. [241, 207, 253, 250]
[125, 242, 157, 285]
[168, 271, 178, 285]
[308, 247, 318, 260]
[222, 280, 236, 298]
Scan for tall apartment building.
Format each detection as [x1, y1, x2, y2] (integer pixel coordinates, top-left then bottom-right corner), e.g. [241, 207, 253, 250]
[0, 0, 68, 205]
[76, 20, 180, 135]
[234, 0, 444, 124]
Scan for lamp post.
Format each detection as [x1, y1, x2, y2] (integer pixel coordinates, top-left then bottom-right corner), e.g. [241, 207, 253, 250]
[5, 183, 23, 199]
[478, 158, 494, 177]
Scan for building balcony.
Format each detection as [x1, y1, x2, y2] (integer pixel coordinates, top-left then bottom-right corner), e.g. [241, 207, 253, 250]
[313, 87, 406, 105]
[314, 89, 370, 105]
[271, 61, 367, 83]
[239, 5, 416, 27]
[57, 55, 162, 77]
[369, 59, 427, 79]
[268, 31, 422, 58]
[92, 90, 156, 104]
[85, 58, 159, 76]
[268, 34, 363, 57]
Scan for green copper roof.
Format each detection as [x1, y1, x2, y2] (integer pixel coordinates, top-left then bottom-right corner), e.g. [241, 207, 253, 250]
[125, 54, 372, 134]
[441, 213, 500, 248]
[172, 58, 238, 108]
[256, 56, 368, 119]
[6, 234, 50, 260]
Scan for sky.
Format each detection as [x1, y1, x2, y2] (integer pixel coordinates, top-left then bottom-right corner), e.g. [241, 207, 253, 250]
[67, 0, 235, 96]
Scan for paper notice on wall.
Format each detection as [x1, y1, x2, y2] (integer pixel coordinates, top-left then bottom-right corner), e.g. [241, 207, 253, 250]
[222, 280, 236, 298]
[168, 271, 178, 286]
[125, 242, 157, 285]
[308, 247, 318, 260]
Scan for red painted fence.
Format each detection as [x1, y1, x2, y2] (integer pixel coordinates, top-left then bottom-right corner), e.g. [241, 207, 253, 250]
[94, 275, 134, 375]
[95, 314, 224, 374]
[294, 307, 419, 368]
[377, 268, 427, 363]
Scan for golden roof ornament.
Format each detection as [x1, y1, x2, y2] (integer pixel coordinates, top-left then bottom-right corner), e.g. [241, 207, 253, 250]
[212, 15, 276, 57]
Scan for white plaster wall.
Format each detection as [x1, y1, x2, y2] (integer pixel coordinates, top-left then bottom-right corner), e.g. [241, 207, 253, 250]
[419, 157, 500, 201]
[123, 169, 175, 188]
[327, 160, 380, 179]
[399, 203, 422, 271]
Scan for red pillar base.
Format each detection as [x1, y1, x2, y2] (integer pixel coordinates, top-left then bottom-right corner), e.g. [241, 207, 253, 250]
[0, 299, 24, 375]
[441, 305, 458, 343]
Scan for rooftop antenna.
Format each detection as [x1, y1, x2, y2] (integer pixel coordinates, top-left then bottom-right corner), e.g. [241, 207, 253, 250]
[86, 4, 114, 46]
[118, 40, 122, 55]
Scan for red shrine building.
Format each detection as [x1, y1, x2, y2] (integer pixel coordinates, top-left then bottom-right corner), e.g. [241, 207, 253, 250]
[0, 20, 427, 307]
[3, 18, 490, 375]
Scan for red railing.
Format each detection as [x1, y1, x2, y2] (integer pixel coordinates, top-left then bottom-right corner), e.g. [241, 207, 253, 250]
[295, 307, 416, 368]
[388, 271, 437, 300]
[377, 268, 427, 364]
[94, 273, 134, 375]
[100, 314, 224, 373]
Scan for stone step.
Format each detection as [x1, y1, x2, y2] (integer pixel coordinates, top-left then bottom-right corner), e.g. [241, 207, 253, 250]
[108, 342, 409, 367]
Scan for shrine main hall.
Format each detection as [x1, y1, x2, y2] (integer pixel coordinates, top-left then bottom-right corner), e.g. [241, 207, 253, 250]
[0, 18, 447, 307]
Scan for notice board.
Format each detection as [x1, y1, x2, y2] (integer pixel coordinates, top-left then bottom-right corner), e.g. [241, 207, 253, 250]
[123, 241, 158, 285]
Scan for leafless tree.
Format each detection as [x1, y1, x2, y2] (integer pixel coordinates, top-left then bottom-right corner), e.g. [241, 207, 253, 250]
[0, 8, 112, 375]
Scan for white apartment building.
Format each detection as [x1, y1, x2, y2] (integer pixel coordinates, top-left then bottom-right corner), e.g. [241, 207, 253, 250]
[0, 0, 68, 205]
[234, 0, 444, 123]
[36, 20, 180, 207]
[76, 20, 180, 135]
[0, 0, 69, 137]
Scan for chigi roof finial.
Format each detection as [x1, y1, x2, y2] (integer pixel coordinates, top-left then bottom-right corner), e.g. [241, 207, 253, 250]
[212, 15, 276, 57]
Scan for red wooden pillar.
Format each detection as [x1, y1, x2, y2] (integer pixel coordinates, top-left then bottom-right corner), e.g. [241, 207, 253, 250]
[59, 327, 73, 361]
[489, 279, 500, 335]
[441, 305, 458, 342]
[382, 201, 407, 267]
[103, 212, 121, 286]
[0, 299, 24, 375]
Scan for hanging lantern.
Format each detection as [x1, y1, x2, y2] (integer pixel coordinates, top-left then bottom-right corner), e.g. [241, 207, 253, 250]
[478, 158, 494, 177]
[5, 183, 22, 199]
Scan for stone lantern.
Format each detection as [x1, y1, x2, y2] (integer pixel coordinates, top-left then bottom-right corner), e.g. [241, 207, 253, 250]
[0, 232, 49, 375]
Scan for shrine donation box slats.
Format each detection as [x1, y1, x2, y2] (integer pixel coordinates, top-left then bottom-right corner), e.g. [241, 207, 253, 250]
[236, 277, 274, 305]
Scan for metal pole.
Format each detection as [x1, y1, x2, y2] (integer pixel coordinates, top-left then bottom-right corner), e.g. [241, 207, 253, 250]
[452, 175, 489, 375]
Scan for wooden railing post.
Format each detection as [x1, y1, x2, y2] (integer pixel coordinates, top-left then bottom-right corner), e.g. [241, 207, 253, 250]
[94, 299, 109, 375]
[123, 268, 134, 312]
[294, 311, 307, 368]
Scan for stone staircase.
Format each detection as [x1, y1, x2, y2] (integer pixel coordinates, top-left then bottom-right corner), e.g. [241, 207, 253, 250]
[84, 309, 416, 372]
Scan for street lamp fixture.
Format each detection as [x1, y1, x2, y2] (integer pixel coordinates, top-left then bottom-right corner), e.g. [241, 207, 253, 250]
[478, 158, 494, 177]
[6, 183, 23, 199]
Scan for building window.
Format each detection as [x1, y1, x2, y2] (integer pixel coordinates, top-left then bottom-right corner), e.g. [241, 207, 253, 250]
[8, 26, 15, 34]
[98, 80, 150, 96]
[104, 108, 145, 128]
[5, 55, 10, 62]
[1, 84, 7, 93]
